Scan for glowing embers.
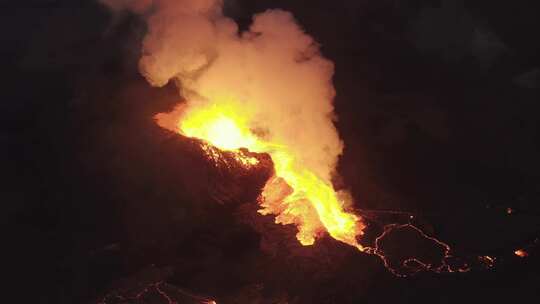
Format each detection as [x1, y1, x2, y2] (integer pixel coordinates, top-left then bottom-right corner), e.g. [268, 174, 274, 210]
[514, 249, 528, 258]
[97, 281, 217, 304]
[201, 143, 259, 169]
[478, 255, 496, 268]
[157, 100, 365, 250]
[369, 224, 456, 276]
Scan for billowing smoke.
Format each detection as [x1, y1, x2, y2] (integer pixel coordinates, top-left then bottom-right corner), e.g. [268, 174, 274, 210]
[98, 1, 477, 273]
[101, 0, 343, 187]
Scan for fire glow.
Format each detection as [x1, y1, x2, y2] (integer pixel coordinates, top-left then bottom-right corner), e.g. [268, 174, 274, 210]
[102, 0, 487, 278]
[158, 99, 365, 250]
[101, 0, 366, 250]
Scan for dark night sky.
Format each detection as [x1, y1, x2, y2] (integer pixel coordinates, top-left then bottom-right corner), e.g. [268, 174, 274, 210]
[2, 1, 540, 303]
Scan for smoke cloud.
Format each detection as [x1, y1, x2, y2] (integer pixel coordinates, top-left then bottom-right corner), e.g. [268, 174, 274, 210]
[101, 0, 343, 185]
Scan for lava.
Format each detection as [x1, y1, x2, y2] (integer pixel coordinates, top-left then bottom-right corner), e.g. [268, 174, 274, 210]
[514, 249, 528, 258]
[157, 100, 365, 251]
[101, 0, 511, 279]
[368, 224, 467, 277]
[97, 281, 217, 304]
[155, 101, 479, 277]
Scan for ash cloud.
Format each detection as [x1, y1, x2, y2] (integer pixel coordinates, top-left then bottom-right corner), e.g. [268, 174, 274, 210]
[100, 0, 343, 183]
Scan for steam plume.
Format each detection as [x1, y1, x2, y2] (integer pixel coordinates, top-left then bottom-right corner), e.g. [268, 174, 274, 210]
[99, 1, 487, 275]
[101, 0, 344, 188]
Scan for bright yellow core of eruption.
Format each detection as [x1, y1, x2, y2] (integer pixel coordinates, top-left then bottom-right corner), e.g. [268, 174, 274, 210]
[183, 115, 257, 151]
[177, 102, 365, 251]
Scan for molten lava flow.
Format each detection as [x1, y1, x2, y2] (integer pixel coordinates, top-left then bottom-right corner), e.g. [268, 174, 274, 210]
[157, 100, 365, 250]
[97, 281, 217, 304]
[101, 0, 500, 278]
[514, 249, 528, 258]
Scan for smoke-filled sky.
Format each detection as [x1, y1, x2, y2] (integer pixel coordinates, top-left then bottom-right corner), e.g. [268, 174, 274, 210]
[3, 0, 540, 303]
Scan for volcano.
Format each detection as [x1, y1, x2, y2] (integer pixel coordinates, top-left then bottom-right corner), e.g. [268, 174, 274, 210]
[6, 1, 540, 303]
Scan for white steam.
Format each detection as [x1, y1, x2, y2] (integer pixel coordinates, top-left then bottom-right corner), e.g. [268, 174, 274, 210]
[101, 0, 343, 182]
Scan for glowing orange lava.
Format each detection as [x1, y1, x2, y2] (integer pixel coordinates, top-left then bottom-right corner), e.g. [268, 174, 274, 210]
[157, 99, 365, 250]
[514, 249, 528, 258]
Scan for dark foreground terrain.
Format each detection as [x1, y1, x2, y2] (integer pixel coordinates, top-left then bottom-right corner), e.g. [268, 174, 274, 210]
[3, 1, 540, 303]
